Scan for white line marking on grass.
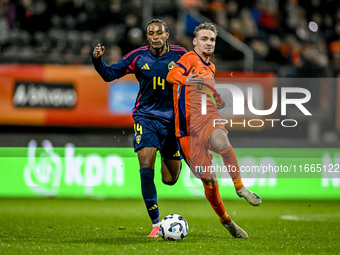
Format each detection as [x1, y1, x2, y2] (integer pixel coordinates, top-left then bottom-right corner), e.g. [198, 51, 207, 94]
[280, 215, 313, 221]
[280, 214, 340, 222]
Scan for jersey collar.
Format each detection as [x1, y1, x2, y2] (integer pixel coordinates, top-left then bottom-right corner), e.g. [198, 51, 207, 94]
[194, 50, 211, 66]
[148, 44, 170, 58]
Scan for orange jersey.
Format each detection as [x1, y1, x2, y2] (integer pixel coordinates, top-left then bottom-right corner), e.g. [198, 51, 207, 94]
[166, 51, 220, 138]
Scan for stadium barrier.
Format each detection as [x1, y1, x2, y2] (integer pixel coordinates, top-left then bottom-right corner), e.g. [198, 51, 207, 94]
[1, 65, 278, 129]
[0, 143, 339, 199]
[0, 64, 135, 127]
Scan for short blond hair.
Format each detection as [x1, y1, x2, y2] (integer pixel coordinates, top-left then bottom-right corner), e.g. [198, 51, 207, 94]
[193, 22, 218, 38]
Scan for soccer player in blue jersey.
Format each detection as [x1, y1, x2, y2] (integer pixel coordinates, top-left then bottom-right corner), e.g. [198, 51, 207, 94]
[92, 19, 187, 238]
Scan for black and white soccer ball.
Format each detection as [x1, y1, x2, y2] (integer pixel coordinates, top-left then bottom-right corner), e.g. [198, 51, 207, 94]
[159, 214, 188, 241]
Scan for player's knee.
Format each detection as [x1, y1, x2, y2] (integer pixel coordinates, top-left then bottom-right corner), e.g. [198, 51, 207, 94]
[138, 148, 157, 169]
[162, 176, 179, 186]
[214, 142, 229, 152]
[201, 176, 217, 186]
[139, 157, 155, 169]
[162, 180, 176, 186]
[140, 163, 154, 169]
[211, 130, 230, 152]
[212, 137, 229, 151]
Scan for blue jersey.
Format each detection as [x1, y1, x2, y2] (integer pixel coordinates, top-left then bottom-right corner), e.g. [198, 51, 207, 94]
[92, 45, 187, 123]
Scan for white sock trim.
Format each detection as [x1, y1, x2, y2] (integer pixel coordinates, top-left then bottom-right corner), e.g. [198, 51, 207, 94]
[152, 222, 160, 228]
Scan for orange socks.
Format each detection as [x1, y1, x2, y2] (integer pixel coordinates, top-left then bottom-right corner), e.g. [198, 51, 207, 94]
[219, 146, 244, 191]
[204, 183, 231, 224]
[232, 177, 244, 191]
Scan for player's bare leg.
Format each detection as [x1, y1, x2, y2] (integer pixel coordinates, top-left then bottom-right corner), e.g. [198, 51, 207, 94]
[138, 147, 157, 169]
[211, 129, 262, 206]
[137, 147, 160, 237]
[161, 158, 182, 185]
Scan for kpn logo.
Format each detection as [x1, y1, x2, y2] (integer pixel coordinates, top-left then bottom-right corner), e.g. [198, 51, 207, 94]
[24, 140, 62, 196]
[24, 140, 124, 197]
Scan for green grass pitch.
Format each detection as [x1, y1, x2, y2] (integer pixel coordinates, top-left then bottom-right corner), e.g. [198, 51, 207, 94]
[0, 199, 339, 254]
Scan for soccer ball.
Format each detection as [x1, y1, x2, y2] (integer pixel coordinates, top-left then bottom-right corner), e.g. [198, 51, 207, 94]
[159, 214, 188, 241]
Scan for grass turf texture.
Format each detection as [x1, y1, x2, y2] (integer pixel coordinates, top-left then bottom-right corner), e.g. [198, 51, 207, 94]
[0, 199, 339, 255]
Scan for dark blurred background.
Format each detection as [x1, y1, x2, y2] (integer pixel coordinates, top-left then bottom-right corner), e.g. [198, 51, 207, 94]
[1, 0, 340, 75]
[0, 0, 340, 148]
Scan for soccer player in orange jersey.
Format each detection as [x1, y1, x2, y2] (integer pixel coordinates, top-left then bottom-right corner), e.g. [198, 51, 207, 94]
[167, 22, 261, 238]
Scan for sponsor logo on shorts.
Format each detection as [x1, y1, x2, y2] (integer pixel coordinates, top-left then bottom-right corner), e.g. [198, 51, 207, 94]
[173, 150, 181, 157]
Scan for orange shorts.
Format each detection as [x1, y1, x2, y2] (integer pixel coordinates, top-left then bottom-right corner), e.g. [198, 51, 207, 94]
[179, 122, 226, 179]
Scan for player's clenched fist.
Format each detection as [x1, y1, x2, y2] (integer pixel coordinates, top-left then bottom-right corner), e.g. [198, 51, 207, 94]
[93, 44, 105, 58]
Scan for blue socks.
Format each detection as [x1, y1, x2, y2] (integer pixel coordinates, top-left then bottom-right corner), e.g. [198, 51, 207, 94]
[140, 167, 160, 224]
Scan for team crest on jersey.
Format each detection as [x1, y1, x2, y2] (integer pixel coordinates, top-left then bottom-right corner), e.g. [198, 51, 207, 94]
[168, 61, 176, 71]
[136, 135, 141, 144]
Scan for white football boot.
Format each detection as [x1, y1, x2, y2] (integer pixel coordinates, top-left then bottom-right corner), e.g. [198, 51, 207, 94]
[222, 220, 248, 238]
[237, 187, 262, 206]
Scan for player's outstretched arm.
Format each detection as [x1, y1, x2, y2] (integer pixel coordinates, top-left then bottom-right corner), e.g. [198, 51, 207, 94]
[93, 44, 105, 59]
[92, 43, 128, 82]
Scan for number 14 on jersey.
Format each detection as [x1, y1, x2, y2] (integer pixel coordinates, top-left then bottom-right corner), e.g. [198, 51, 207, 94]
[153, 76, 165, 90]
